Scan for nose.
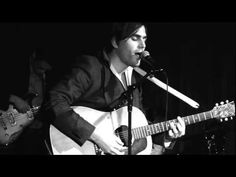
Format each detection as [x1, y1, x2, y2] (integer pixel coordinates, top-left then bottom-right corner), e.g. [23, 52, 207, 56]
[139, 39, 146, 49]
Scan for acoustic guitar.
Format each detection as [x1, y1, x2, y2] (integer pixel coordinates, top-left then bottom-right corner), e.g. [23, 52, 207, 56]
[49, 100, 234, 155]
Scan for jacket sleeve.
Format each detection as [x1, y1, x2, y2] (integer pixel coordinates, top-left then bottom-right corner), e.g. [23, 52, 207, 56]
[45, 57, 96, 146]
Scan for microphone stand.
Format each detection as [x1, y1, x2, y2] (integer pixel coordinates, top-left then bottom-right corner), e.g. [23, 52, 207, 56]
[119, 69, 159, 155]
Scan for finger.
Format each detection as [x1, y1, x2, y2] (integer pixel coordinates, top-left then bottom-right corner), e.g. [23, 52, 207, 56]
[169, 122, 178, 135]
[175, 124, 184, 137]
[176, 117, 186, 136]
[111, 147, 126, 155]
[175, 121, 185, 132]
[115, 136, 124, 146]
[113, 142, 127, 152]
[113, 145, 127, 152]
[168, 129, 175, 138]
[111, 136, 126, 152]
[177, 116, 185, 127]
[120, 146, 128, 151]
[115, 151, 125, 155]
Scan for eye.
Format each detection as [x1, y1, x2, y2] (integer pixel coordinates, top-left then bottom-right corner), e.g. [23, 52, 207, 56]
[131, 35, 138, 41]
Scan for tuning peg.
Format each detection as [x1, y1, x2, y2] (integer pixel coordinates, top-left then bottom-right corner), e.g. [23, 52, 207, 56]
[231, 117, 233, 120]
[226, 100, 229, 103]
[220, 119, 223, 122]
[215, 103, 219, 107]
[225, 118, 228, 121]
[220, 101, 224, 105]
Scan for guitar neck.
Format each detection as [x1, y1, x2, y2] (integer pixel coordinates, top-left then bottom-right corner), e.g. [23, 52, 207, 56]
[132, 110, 214, 140]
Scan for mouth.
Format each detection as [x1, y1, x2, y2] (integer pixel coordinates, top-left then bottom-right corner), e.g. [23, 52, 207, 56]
[134, 52, 142, 59]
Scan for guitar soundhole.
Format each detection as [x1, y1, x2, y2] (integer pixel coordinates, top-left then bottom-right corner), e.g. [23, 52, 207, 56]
[115, 125, 130, 147]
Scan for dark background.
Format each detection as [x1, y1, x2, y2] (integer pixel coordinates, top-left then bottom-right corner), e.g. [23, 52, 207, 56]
[0, 21, 235, 154]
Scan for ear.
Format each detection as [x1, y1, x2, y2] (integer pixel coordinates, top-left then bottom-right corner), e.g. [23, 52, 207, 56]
[111, 37, 118, 49]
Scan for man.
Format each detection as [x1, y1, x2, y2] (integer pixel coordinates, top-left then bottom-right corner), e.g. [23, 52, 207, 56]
[0, 49, 51, 154]
[43, 23, 185, 155]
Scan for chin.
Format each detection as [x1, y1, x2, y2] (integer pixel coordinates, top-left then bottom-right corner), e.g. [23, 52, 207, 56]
[135, 60, 141, 66]
[129, 59, 141, 67]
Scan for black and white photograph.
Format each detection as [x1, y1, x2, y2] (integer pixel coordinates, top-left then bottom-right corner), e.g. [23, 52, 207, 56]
[0, 20, 235, 156]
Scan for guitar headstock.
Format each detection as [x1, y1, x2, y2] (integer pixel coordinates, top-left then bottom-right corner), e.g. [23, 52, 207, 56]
[212, 100, 235, 122]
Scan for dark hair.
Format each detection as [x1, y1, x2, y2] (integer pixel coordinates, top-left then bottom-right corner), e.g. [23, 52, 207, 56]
[104, 22, 147, 52]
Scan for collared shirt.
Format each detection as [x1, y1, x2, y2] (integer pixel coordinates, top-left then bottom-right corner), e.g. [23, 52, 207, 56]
[103, 50, 133, 90]
[110, 64, 133, 90]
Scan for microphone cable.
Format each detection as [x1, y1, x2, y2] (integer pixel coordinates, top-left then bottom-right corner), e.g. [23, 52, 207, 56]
[162, 70, 169, 131]
[160, 69, 169, 151]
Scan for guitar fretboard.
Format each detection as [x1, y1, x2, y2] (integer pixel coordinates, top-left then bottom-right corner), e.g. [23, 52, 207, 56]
[132, 110, 213, 140]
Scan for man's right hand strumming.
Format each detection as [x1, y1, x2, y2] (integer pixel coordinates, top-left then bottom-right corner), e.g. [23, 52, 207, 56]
[90, 128, 127, 155]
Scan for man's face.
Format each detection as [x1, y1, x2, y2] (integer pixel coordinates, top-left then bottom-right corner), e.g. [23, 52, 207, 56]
[116, 25, 147, 68]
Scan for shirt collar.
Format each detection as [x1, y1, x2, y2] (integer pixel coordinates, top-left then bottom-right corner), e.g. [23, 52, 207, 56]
[103, 49, 133, 87]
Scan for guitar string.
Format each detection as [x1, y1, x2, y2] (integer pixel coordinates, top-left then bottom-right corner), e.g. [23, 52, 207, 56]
[116, 123, 167, 140]
[118, 107, 234, 140]
[115, 111, 222, 140]
[117, 105, 232, 140]
[117, 118, 197, 140]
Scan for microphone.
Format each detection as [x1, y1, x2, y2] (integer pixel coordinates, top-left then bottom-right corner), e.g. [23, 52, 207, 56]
[140, 51, 163, 72]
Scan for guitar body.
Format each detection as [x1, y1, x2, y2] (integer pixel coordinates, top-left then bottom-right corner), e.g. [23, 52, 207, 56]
[50, 106, 153, 155]
[0, 105, 38, 145]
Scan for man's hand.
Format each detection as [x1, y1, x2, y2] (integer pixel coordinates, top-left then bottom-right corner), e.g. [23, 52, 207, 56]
[90, 128, 128, 155]
[9, 94, 30, 113]
[166, 116, 186, 140]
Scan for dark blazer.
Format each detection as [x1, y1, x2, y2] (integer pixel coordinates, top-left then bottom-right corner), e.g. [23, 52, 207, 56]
[45, 51, 146, 151]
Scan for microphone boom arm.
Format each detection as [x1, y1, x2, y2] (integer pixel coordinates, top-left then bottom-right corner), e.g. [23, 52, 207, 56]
[134, 67, 200, 109]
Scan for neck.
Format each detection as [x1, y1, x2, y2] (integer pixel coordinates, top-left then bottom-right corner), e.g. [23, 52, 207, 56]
[108, 51, 128, 74]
